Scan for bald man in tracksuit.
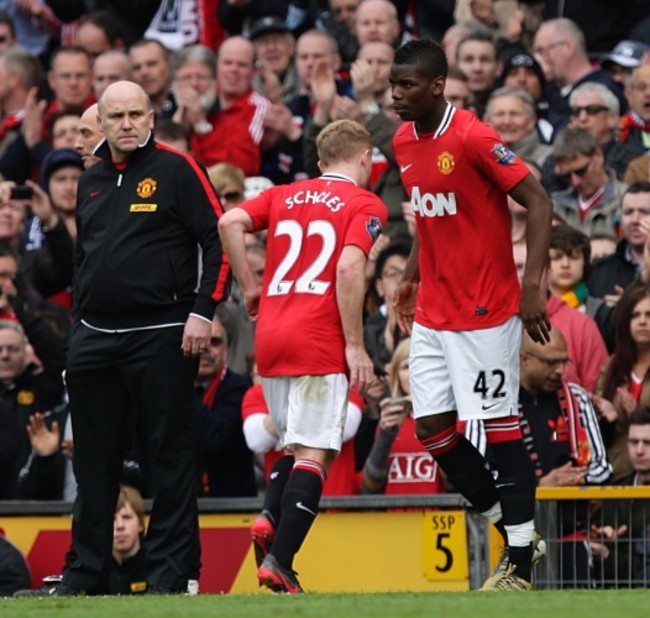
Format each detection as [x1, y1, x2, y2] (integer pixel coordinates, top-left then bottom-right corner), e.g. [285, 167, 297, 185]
[60, 81, 231, 595]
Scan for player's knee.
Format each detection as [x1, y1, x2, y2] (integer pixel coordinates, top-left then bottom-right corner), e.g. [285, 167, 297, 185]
[415, 412, 455, 442]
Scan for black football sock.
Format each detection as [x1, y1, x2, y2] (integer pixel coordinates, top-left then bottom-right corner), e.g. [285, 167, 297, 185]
[270, 463, 324, 571]
[489, 439, 537, 581]
[261, 455, 294, 527]
[429, 435, 501, 516]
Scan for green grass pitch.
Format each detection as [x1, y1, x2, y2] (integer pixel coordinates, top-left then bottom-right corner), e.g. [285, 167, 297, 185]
[4, 590, 648, 618]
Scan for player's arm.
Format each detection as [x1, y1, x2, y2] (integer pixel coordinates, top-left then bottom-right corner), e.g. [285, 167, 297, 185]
[218, 207, 261, 320]
[393, 234, 420, 335]
[509, 173, 553, 343]
[337, 244, 374, 396]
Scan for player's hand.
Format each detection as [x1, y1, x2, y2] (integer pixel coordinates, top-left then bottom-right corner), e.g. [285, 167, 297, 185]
[520, 283, 551, 343]
[400, 201, 416, 237]
[242, 284, 262, 321]
[182, 314, 212, 356]
[26, 412, 60, 457]
[345, 344, 374, 397]
[393, 281, 418, 334]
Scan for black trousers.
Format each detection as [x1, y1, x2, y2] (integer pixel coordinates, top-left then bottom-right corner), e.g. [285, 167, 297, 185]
[63, 323, 199, 593]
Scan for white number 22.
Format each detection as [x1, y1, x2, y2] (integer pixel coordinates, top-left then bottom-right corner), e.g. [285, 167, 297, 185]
[267, 219, 337, 296]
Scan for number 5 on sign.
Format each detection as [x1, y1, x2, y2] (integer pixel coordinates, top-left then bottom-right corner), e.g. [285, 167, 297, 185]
[421, 511, 469, 582]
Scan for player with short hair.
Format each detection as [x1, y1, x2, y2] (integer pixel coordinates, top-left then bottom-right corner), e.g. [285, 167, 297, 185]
[219, 118, 387, 593]
[390, 38, 553, 591]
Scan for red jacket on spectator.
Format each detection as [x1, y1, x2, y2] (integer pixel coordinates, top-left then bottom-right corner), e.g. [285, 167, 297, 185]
[547, 295, 608, 392]
[191, 89, 269, 176]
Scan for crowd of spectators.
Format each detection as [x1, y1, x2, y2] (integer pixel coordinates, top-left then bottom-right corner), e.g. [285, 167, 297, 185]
[1, 0, 650, 588]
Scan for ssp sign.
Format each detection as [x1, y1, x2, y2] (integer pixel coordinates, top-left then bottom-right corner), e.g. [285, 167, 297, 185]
[421, 510, 469, 582]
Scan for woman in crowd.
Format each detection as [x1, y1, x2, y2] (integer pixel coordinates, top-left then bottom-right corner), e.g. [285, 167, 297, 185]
[361, 338, 446, 495]
[593, 283, 650, 482]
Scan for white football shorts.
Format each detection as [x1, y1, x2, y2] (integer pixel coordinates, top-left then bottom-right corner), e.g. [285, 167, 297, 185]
[409, 315, 521, 421]
[261, 373, 349, 452]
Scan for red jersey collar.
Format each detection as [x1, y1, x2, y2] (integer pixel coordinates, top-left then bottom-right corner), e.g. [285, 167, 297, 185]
[413, 102, 456, 141]
[320, 172, 356, 185]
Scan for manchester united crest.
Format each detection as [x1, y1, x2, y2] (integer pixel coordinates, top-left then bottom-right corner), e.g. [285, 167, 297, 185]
[136, 177, 157, 198]
[437, 151, 455, 175]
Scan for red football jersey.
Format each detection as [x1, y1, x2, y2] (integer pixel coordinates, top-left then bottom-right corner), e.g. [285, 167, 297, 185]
[392, 104, 528, 330]
[242, 173, 387, 376]
[384, 415, 446, 495]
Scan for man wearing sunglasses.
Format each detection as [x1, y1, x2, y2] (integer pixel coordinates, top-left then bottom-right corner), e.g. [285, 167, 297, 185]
[551, 127, 627, 237]
[533, 18, 627, 133]
[542, 82, 645, 194]
[193, 314, 256, 498]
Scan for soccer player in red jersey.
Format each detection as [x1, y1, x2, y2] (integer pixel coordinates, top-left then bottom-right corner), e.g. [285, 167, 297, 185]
[390, 39, 553, 591]
[219, 119, 387, 593]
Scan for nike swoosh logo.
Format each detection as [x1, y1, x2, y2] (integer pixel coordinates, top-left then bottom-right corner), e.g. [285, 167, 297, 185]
[270, 472, 279, 480]
[400, 164, 413, 173]
[296, 501, 316, 516]
[481, 402, 500, 411]
[89, 190, 102, 197]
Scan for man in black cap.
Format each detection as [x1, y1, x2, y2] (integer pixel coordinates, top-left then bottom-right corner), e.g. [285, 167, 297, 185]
[600, 40, 650, 90]
[500, 51, 553, 144]
[35, 148, 85, 242]
[249, 17, 300, 103]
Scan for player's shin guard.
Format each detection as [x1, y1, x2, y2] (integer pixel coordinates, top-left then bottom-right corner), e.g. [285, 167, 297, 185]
[485, 419, 537, 581]
[271, 459, 325, 570]
[420, 427, 500, 514]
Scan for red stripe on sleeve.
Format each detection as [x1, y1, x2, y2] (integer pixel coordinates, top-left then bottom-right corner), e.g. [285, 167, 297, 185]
[155, 142, 230, 302]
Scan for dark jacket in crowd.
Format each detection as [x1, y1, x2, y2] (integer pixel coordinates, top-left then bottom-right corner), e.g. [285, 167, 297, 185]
[193, 369, 257, 498]
[588, 240, 640, 300]
[0, 303, 66, 499]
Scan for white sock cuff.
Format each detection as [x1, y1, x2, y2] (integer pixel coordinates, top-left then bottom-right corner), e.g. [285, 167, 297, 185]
[504, 520, 535, 547]
[481, 502, 503, 525]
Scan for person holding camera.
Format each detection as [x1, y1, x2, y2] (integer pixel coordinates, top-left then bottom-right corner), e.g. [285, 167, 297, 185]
[361, 337, 446, 495]
[0, 151, 79, 303]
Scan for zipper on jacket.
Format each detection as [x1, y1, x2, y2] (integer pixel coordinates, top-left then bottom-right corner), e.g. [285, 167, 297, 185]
[117, 173, 123, 187]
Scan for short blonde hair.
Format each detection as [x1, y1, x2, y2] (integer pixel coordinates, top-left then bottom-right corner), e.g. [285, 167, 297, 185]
[207, 162, 245, 194]
[316, 119, 372, 168]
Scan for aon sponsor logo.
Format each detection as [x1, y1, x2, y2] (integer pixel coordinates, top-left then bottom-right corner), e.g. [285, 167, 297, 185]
[411, 187, 457, 217]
